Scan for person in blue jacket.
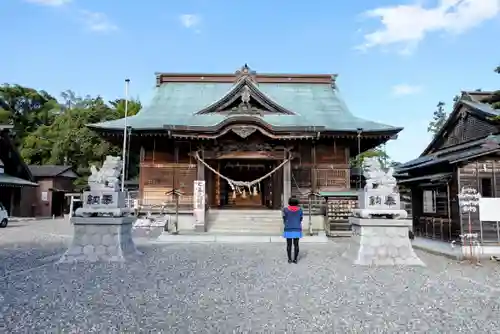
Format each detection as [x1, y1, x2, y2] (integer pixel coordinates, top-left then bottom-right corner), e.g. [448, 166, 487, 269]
[282, 196, 303, 263]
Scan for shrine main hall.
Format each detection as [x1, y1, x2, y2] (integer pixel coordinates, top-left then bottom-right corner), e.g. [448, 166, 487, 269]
[89, 65, 402, 232]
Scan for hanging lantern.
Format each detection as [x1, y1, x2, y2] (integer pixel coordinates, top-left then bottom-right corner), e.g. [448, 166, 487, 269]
[242, 189, 246, 198]
[252, 186, 258, 196]
[232, 191, 236, 199]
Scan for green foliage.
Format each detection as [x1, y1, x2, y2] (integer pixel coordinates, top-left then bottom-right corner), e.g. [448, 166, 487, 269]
[484, 65, 500, 113]
[109, 98, 142, 118]
[0, 108, 12, 124]
[427, 101, 448, 136]
[0, 85, 142, 191]
[0, 84, 59, 140]
[350, 148, 390, 168]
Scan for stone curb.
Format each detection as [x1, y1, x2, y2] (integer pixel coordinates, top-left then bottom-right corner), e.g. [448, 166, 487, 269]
[153, 234, 330, 244]
[411, 243, 463, 261]
[10, 217, 55, 222]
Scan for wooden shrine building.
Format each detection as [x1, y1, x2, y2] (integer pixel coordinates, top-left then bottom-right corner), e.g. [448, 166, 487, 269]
[89, 65, 402, 230]
[396, 91, 500, 244]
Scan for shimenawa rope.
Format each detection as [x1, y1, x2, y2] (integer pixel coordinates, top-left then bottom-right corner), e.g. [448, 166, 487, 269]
[194, 151, 291, 194]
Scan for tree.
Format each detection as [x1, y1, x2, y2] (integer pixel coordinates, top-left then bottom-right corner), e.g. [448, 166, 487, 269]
[427, 101, 448, 136]
[350, 148, 390, 169]
[20, 91, 140, 190]
[0, 84, 59, 140]
[109, 98, 142, 118]
[483, 65, 500, 110]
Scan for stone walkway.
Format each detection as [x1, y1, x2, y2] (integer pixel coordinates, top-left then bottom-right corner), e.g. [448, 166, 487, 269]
[1, 219, 500, 333]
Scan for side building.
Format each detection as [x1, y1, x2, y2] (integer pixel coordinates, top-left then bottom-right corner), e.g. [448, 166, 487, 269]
[27, 165, 78, 217]
[89, 65, 402, 232]
[396, 91, 500, 243]
[0, 125, 38, 217]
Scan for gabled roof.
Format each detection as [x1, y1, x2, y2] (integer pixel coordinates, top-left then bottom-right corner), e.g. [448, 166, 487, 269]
[397, 135, 500, 173]
[195, 77, 295, 115]
[28, 165, 78, 178]
[461, 90, 496, 104]
[420, 99, 500, 156]
[88, 66, 402, 135]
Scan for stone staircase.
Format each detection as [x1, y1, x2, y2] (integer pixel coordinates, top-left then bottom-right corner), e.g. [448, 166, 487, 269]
[207, 209, 283, 235]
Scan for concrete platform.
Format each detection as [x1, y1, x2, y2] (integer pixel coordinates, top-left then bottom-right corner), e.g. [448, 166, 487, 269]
[411, 237, 500, 260]
[411, 237, 462, 260]
[154, 233, 330, 244]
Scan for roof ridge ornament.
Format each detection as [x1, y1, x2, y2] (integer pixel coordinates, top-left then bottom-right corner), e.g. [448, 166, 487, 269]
[235, 64, 257, 83]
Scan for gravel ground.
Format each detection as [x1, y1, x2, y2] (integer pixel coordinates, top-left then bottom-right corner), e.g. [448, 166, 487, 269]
[1, 220, 500, 333]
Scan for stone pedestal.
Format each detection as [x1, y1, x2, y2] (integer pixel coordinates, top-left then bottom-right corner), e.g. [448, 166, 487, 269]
[343, 217, 425, 266]
[59, 216, 142, 263]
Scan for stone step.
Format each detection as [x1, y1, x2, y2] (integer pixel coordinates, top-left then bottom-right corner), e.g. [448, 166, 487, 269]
[209, 228, 282, 234]
[154, 233, 330, 243]
[209, 210, 282, 217]
[208, 210, 285, 234]
[209, 223, 282, 229]
[210, 219, 283, 225]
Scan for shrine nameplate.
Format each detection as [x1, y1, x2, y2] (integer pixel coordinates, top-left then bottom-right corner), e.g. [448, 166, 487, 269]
[193, 180, 206, 228]
[216, 151, 281, 160]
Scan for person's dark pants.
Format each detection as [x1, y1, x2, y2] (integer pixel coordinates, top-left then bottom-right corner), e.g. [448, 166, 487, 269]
[286, 238, 299, 261]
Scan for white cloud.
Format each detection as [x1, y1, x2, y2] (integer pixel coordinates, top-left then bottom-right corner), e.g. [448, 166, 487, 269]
[179, 14, 201, 30]
[81, 10, 118, 33]
[358, 0, 500, 53]
[391, 84, 423, 96]
[25, 0, 71, 6]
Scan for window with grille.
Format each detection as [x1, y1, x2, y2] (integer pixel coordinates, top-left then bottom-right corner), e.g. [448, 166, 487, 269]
[481, 178, 493, 198]
[423, 190, 436, 213]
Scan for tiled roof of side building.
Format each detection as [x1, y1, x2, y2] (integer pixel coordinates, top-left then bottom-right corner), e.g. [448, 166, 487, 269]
[28, 165, 75, 178]
[89, 78, 402, 133]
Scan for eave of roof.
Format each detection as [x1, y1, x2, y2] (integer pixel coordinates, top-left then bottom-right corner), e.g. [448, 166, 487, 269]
[397, 172, 453, 185]
[397, 135, 500, 173]
[0, 173, 39, 187]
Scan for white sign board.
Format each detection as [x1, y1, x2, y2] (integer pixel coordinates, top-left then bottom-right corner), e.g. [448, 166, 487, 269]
[193, 180, 206, 227]
[479, 198, 500, 221]
[41, 191, 48, 202]
[193, 181, 206, 210]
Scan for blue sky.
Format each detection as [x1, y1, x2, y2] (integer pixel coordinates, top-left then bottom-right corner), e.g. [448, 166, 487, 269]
[2, 0, 500, 163]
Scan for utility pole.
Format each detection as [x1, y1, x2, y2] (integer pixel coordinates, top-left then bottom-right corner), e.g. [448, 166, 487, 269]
[121, 79, 130, 192]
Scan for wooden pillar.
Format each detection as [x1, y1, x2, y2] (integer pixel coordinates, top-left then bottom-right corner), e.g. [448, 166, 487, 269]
[283, 151, 291, 207]
[311, 142, 317, 193]
[10, 188, 15, 216]
[215, 161, 220, 206]
[197, 149, 205, 181]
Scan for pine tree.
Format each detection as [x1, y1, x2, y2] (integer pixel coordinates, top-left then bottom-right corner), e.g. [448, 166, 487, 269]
[427, 101, 447, 136]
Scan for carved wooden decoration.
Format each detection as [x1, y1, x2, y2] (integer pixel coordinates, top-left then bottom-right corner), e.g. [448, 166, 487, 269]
[231, 126, 257, 138]
[227, 85, 264, 116]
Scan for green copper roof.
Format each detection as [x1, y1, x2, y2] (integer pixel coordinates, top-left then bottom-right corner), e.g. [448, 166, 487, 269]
[89, 82, 401, 132]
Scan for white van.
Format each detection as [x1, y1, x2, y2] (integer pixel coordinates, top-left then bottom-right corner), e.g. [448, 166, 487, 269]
[0, 202, 8, 228]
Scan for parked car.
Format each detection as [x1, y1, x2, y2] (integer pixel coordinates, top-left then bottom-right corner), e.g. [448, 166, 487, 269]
[0, 203, 8, 228]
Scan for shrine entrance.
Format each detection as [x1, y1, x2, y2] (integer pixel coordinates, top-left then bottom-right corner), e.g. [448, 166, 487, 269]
[218, 159, 275, 209]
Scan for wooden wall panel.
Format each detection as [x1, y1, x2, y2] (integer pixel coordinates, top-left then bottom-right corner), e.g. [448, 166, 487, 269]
[440, 112, 497, 150]
[140, 163, 196, 208]
[315, 143, 348, 165]
[458, 159, 500, 244]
